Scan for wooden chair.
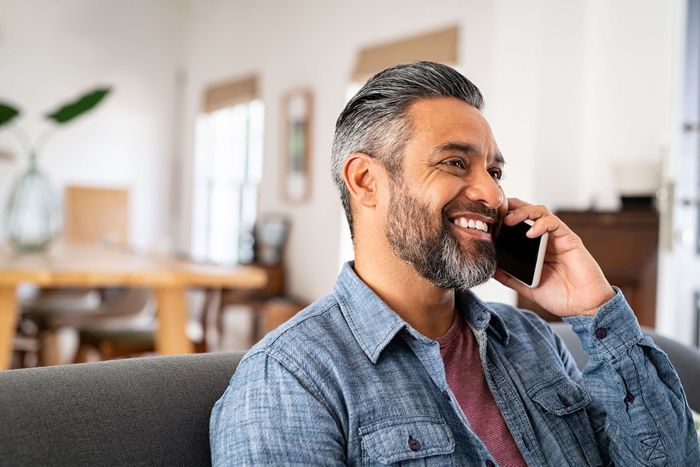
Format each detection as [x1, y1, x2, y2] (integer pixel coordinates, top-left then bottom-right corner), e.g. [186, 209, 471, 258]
[63, 185, 129, 248]
[18, 186, 152, 366]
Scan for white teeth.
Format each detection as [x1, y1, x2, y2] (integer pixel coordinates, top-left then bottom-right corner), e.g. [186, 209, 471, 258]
[453, 217, 488, 232]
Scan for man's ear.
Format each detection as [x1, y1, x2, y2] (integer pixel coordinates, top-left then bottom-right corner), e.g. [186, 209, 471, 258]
[343, 153, 382, 208]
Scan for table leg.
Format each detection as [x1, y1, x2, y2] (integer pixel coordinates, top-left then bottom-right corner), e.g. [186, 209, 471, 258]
[0, 286, 18, 371]
[154, 286, 194, 355]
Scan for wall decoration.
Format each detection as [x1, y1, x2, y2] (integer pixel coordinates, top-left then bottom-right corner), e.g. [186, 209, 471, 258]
[282, 89, 312, 203]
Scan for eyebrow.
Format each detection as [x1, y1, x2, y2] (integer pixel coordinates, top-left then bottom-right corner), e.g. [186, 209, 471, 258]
[432, 142, 506, 166]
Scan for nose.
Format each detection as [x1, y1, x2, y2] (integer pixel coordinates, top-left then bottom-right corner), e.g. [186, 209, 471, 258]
[464, 168, 504, 210]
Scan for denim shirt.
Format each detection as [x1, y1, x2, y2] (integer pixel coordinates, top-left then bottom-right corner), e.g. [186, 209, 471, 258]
[210, 263, 700, 466]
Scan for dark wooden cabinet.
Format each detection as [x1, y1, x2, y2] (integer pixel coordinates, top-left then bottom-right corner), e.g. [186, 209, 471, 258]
[517, 209, 659, 328]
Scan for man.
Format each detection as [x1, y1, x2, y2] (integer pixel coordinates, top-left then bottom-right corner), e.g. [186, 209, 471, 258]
[211, 62, 700, 465]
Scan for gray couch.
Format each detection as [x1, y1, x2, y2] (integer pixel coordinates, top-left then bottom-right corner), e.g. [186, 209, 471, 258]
[0, 352, 243, 466]
[1, 326, 698, 466]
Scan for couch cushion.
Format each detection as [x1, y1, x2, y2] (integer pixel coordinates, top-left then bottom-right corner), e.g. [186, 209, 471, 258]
[0, 352, 242, 466]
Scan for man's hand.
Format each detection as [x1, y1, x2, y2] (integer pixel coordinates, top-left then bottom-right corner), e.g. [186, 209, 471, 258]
[492, 198, 615, 317]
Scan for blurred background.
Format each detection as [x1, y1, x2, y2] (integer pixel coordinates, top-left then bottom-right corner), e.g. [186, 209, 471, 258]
[1, 0, 699, 366]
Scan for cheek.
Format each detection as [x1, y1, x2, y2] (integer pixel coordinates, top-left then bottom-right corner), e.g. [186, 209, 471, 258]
[401, 182, 445, 213]
[497, 187, 508, 217]
[437, 180, 468, 205]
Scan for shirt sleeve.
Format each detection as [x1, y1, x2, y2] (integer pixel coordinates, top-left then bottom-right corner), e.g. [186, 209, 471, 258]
[563, 289, 700, 466]
[209, 349, 346, 466]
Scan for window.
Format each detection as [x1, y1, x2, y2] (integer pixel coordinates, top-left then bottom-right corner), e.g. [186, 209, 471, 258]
[192, 89, 263, 265]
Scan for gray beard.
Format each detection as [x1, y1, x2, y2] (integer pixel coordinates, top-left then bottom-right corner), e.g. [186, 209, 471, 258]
[385, 183, 497, 291]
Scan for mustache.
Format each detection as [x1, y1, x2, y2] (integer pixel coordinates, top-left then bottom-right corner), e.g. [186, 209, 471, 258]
[442, 200, 500, 222]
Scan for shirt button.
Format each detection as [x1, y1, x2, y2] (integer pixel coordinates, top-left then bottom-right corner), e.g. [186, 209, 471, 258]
[558, 394, 571, 407]
[408, 436, 421, 451]
[595, 327, 608, 339]
[624, 391, 635, 404]
[485, 460, 495, 467]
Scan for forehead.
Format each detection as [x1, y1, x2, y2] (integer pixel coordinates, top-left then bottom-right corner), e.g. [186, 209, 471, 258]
[404, 97, 500, 158]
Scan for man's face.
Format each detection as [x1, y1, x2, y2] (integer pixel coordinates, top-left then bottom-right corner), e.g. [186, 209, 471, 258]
[383, 97, 507, 291]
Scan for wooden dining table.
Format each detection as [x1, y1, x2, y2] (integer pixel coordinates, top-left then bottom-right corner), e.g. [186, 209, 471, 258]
[0, 242, 268, 370]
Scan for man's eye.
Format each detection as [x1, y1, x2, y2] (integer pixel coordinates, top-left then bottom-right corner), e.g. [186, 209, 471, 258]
[444, 159, 466, 170]
[489, 168, 503, 180]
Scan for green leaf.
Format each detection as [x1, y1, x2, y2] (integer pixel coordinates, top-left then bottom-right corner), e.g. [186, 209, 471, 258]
[46, 87, 111, 124]
[0, 103, 20, 128]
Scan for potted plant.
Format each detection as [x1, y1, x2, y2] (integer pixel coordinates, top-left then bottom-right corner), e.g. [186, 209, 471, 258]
[0, 88, 111, 252]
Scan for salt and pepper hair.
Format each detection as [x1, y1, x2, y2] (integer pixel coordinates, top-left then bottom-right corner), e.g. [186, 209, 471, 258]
[331, 61, 484, 238]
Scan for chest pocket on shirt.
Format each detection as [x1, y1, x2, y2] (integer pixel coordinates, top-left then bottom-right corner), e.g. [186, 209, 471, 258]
[358, 416, 455, 466]
[528, 377, 603, 466]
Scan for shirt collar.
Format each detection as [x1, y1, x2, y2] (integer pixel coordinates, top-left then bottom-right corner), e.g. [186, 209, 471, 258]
[333, 262, 510, 364]
[456, 288, 510, 344]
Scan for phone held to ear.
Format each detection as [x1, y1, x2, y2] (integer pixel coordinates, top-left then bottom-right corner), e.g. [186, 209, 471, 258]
[494, 219, 548, 288]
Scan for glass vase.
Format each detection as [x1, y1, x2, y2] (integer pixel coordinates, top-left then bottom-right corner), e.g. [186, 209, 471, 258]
[4, 153, 62, 252]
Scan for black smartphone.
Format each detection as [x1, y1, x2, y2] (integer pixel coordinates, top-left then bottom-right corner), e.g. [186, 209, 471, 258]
[494, 219, 548, 288]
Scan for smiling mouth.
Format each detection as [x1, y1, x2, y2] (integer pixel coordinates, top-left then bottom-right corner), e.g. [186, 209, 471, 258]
[452, 216, 489, 233]
[447, 214, 496, 239]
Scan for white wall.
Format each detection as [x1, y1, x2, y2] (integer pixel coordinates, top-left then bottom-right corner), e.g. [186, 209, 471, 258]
[0, 0, 183, 250]
[579, 0, 676, 210]
[180, 0, 679, 305]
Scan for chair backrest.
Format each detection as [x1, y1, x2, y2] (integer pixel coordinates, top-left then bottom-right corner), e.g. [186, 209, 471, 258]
[0, 352, 243, 466]
[550, 322, 700, 411]
[63, 185, 129, 247]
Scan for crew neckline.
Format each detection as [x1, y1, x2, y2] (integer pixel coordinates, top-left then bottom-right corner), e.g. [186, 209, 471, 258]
[436, 311, 463, 350]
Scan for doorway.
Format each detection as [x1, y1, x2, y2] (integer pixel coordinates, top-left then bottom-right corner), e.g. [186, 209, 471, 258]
[660, 0, 700, 346]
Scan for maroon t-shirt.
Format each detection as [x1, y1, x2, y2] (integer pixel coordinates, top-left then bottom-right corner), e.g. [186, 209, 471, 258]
[437, 311, 527, 467]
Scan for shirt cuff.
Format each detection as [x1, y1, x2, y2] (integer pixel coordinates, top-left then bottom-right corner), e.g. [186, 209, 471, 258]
[563, 287, 644, 361]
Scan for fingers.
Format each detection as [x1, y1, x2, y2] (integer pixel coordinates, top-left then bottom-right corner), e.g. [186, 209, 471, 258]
[525, 216, 560, 238]
[503, 198, 566, 238]
[503, 199, 549, 225]
[503, 197, 529, 210]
